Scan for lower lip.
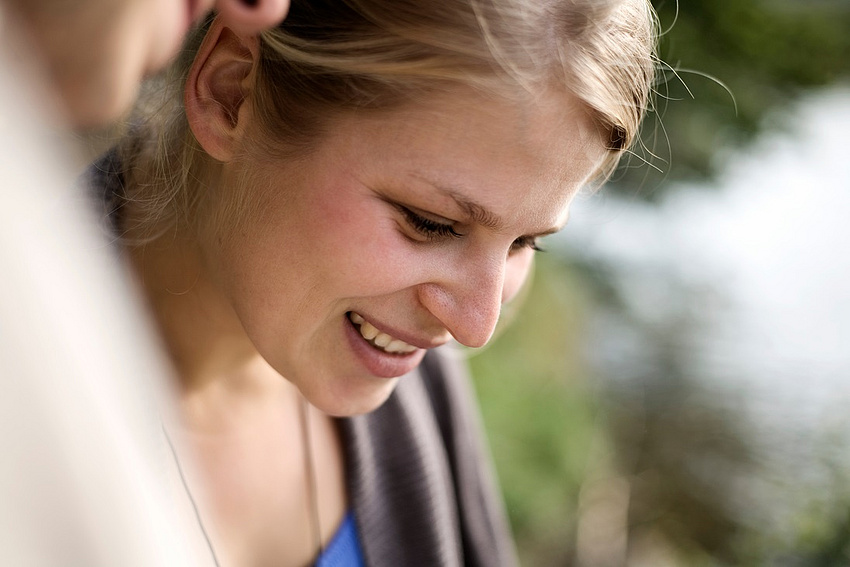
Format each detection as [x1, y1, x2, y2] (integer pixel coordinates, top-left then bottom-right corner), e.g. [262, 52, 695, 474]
[344, 316, 426, 379]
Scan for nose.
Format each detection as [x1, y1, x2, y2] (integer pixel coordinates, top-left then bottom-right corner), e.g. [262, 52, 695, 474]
[214, 0, 290, 35]
[418, 253, 511, 349]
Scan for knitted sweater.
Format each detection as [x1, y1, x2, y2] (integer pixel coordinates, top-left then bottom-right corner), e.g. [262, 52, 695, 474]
[341, 348, 518, 566]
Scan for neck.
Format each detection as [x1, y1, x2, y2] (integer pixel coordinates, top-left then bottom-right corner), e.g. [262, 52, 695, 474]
[126, 221, 346, 567]
[128, 230, 260, 392]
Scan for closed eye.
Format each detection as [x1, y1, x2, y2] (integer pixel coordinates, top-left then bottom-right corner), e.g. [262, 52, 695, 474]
[396, 205, 463, 241]
[510, 235, 545, 253]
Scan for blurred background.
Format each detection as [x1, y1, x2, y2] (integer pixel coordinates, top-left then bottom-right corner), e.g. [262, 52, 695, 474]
[468, 1, 850, 565]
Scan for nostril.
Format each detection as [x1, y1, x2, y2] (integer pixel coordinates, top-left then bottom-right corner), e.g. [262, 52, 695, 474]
[241, 0, 258, 6]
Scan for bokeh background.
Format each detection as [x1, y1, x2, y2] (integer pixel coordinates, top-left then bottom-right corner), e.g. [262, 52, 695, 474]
[468, 1, 850, 565]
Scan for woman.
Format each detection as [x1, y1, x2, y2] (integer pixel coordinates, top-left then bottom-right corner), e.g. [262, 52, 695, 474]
[89, 0, 657, 565]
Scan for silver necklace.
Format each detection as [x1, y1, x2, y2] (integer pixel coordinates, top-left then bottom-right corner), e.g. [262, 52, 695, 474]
[299, 396, 324, 558]
[164, 395, 323, 566]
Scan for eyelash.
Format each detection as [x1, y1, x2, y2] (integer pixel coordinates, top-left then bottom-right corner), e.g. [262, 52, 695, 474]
[511, 236, 544, 253]
[396, 204, 544, 253]
[397, 206, 463, 240]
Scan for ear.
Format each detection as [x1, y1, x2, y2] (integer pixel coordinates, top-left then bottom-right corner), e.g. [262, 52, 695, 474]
[185, 16, 259, 162]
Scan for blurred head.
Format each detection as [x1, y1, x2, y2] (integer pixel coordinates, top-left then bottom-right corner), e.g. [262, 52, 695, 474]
[121, 0, 657, 415]
[4, 0, 290, 127]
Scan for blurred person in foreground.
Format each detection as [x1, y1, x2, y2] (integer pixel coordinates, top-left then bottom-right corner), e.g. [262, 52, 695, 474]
[89, 1, 658, 565]
[0, 0, 288, 564]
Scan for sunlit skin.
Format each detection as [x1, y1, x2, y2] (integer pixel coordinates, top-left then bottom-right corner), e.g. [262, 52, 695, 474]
[6, 0, 289, 127]
[123, 24, 610, 565]
[211, 97, 607, 417]
[134, 86, 608, 418]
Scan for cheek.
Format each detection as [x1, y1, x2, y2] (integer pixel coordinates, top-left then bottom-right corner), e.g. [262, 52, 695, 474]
[306, 191, 426, 293]
[502, 252, 535, 304]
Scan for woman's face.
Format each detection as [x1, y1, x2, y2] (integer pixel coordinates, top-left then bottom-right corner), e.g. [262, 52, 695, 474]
[210, 90, 607, 416]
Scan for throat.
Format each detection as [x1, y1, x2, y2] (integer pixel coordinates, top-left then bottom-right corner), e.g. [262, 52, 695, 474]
[128, 235, 260, 392]
[172, 391, 348, 567]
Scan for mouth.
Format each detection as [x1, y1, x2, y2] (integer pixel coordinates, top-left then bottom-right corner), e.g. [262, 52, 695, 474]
[347, 312, 419, 355]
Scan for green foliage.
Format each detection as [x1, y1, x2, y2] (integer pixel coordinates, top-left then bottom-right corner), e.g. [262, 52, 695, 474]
[472, 255, 850, 565]
[468, 256, 615, 565]
[470, 2, 850, 563]
[615, 0, 850, 195]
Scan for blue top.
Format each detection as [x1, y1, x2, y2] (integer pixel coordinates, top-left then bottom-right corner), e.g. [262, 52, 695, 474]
[315, 512, 365, 567]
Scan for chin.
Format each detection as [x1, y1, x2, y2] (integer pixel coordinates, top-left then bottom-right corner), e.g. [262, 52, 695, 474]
[304, 374, 401, 418]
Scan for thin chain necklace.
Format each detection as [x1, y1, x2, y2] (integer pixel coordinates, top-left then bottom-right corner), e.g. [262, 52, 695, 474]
[299, 396, 324, 559]
[163, 395, 323, 566]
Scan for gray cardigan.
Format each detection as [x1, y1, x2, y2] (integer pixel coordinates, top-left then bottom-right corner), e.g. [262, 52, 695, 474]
[87, 152, 519, 567]
[341, 348, 519, 566]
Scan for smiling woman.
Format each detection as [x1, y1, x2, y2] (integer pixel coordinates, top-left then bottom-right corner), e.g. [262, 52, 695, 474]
[86, 1, 657, 565]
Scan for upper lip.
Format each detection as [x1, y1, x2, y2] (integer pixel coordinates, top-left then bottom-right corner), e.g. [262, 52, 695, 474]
[349, 311, 450, 351]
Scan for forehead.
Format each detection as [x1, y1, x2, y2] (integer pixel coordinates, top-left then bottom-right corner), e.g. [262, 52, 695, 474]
[307, 88, 609, 230]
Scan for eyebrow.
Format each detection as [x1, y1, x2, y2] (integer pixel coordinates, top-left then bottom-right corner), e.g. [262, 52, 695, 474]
[413, 174, 567, 237]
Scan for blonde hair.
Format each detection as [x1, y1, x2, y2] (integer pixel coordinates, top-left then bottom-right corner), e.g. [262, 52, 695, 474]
[119, 0, 657, 239]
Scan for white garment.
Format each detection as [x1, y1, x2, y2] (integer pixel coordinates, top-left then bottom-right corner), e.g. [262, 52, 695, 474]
[0, 6, 211, 565]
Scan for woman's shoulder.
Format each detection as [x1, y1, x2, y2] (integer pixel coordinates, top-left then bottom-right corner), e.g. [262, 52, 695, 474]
[338, 345, 519, 567]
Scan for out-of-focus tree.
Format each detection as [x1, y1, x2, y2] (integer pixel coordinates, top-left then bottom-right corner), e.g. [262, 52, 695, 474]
[616, 0, 850, 196]
[472, 1, 850, 564]
[468, 256, 612, 566]
[567, 255, 764, 566]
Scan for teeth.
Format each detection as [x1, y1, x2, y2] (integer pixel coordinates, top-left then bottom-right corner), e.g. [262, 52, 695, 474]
[386, 339, 417, 354]
[349, 312, 418, 355]
[359, 321, 379, 340]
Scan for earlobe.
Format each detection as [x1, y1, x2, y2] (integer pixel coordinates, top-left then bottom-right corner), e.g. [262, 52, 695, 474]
[185, 17, 259, 162]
